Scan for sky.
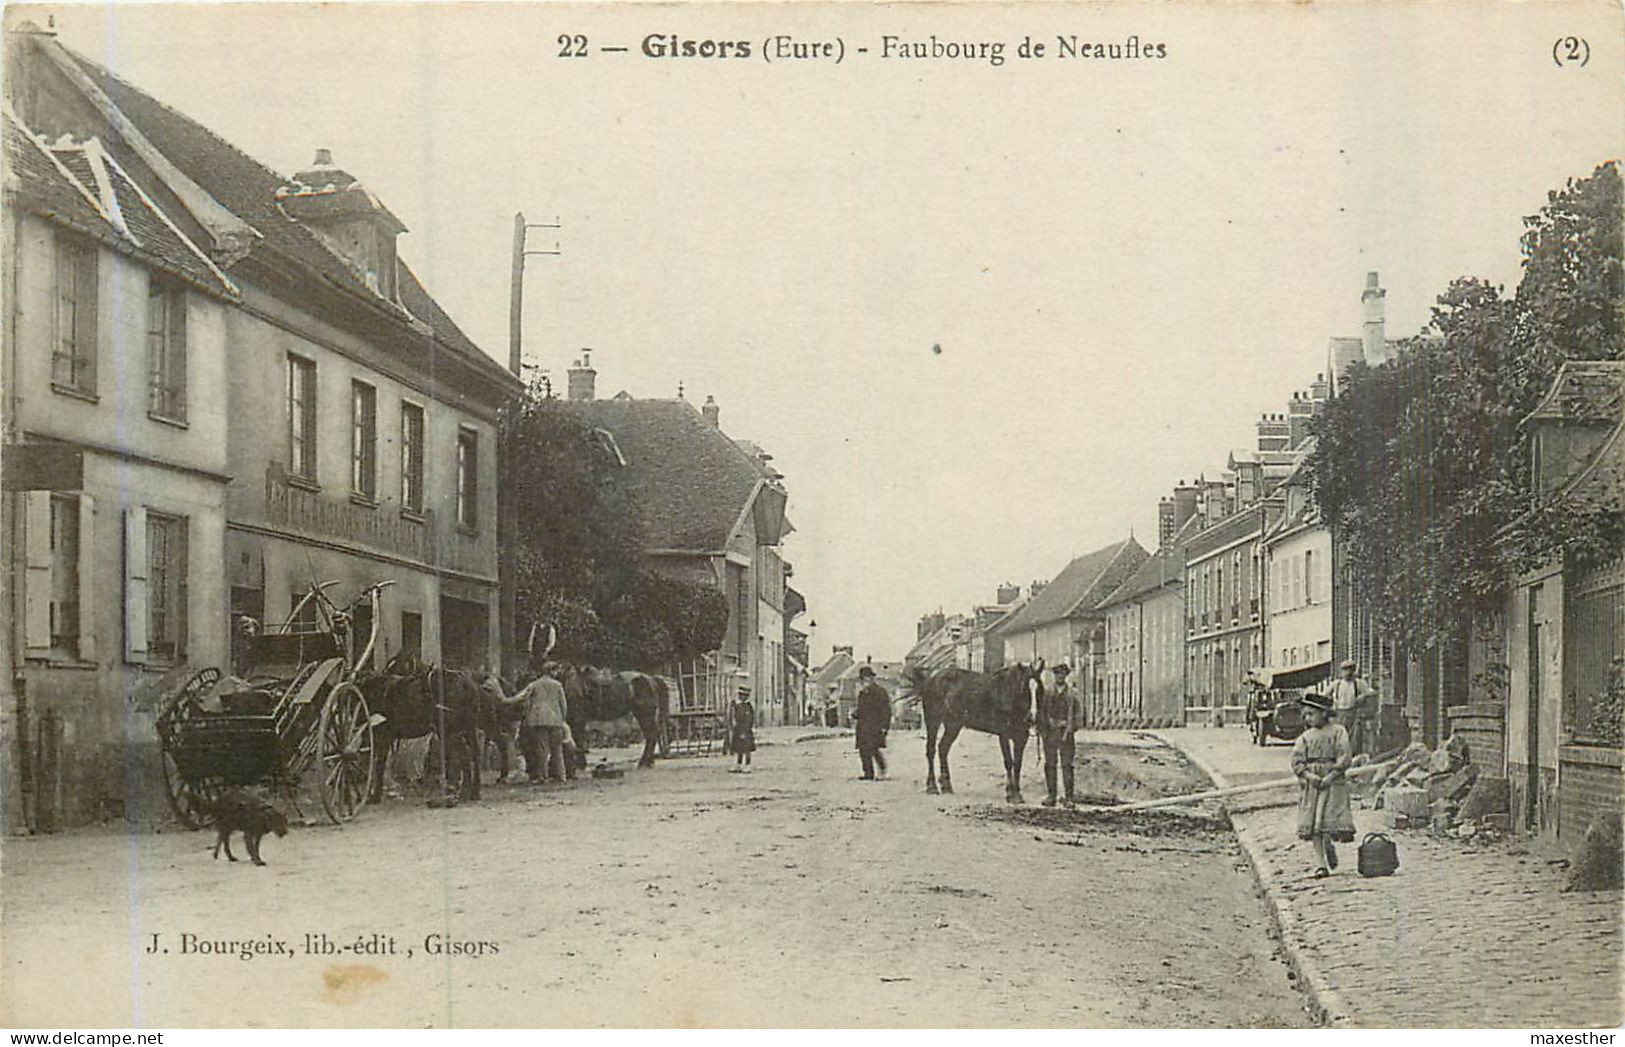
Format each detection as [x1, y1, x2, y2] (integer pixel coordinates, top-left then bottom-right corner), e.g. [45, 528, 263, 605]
[18, 1, 1621, 663]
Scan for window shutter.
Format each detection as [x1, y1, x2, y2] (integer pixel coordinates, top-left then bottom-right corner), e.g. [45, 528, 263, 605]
[124, 506, 148, 664]
[23, 491, 52, 654]
[171, 292, 187, 420]
[77, 494, 96, 660]
[76, 246, 98, 393]
[176, 517, 189, 660]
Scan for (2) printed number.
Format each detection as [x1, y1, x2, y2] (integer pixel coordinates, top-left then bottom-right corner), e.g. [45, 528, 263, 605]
[558, 34, 588, 58]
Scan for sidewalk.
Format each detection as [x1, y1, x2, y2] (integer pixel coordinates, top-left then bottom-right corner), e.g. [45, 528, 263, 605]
[1155, 726, 1623, 1027]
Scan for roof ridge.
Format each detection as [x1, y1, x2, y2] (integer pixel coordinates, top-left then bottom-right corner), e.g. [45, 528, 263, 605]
[59, 38, 294, 197]
[41, 34, 261, 261]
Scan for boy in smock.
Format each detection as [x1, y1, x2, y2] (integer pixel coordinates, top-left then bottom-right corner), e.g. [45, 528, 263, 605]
[1291, 690, 1355, 878]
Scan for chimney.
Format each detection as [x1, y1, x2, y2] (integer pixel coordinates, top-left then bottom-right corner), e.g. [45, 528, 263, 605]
[1362, 271, 1387, 365]
[567, 350, 596, 402]
[996, 582, 1021, 605]
[1256, 412, 1289, 452]
[1173, 481, 1200, 533]
[702, 395, 720, 428]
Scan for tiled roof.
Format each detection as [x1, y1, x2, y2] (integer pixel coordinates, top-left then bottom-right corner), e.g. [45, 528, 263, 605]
[571, 397, 779, 553]
[4, 110, 109, 234]
[1095, 545, 1185, 610]
[1524, 360, 1625, 424]
[994, 538, 1148, 634]
[53, 139, 234, 294]
[47, 37, 510, 387]
[811, 652, 854, 689]
[5, 110, 234, 297]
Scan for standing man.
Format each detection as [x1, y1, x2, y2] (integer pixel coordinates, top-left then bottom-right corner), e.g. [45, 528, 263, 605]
[504, 662, 570, 783]
[476, 660, 519, 783]
[854, 666, 891, 781]
[1040, 662, 1084, 807]
[1326, 658, 1377, 757]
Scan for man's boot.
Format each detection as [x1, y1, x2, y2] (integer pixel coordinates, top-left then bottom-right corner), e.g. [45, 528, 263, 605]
[1062, 761, 1077, 806]
[1042, 762, 1058, 806]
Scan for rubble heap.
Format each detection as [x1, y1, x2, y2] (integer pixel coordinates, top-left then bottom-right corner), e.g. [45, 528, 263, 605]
[1366, 734, 1509, 843]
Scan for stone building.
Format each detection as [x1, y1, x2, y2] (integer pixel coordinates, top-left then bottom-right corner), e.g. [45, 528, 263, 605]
[1261, 451, 1332, 676]
[1185, 500, 1279, 724]
[568, 377, 793, 724]
[1500, 360, 1623, 846]
[993, 538, 1147, 722]
[3, 24, 518, 830]
[1093, 544, 1187, 727]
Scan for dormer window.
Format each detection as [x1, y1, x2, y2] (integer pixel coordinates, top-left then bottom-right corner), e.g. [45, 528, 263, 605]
[275, 149, 406, 305]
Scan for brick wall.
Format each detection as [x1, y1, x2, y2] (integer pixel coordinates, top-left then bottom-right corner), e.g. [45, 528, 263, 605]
[1559, 746, 1623, 847]
[1446, 702, 1506, 775]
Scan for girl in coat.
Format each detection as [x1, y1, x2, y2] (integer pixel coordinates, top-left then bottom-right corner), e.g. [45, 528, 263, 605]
[1292, 690, 1355, 878]
[729, 686, 757, 774]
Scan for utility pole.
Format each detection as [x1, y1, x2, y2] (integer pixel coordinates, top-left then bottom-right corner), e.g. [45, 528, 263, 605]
[500, 212, 562, 676]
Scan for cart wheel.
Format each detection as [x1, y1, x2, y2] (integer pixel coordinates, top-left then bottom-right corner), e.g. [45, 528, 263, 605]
[317, 683, 376, 824]
[160, 745, 224, 830]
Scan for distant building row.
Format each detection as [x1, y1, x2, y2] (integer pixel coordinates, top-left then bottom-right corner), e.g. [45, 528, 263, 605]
[906, 273, 1397, 728]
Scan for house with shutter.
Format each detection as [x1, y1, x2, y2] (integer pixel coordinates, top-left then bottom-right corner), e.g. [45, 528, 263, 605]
[2, 103, 238, 831]
[564, 369, 792, 724]
[2, 24, 519, 831]
[1094, 543, 1187, 727]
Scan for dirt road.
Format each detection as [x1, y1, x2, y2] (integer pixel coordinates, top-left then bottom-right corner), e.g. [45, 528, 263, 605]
[2, 730, 1308, 1027]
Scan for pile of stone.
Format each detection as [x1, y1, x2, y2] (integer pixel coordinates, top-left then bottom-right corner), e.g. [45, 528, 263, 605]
[1368, 734, 1505, 833]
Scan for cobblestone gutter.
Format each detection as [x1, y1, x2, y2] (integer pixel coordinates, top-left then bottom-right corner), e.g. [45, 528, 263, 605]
[1157, 732, 1351, 1027]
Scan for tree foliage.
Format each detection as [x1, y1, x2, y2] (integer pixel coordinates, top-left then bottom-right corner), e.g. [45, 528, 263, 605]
[500, 388, 728, 670]
[1311, 162, 1622, 650]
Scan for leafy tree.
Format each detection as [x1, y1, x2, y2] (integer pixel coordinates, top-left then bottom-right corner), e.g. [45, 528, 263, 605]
[501, 387, 728, 670]
[1312, 162, 1622, 652]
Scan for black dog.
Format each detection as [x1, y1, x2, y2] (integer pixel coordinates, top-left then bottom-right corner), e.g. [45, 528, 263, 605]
[209, 789, 289, 866]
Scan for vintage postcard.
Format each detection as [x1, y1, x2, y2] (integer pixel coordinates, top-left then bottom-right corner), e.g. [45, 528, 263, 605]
[0, 0, 1620, 1031]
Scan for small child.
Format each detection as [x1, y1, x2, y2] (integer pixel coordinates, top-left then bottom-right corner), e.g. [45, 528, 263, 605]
[729, 686, 757, 774]
[1292, 690, 1355, 878]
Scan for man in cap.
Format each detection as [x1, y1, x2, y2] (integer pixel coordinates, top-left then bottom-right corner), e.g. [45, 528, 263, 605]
[1326, 658, 1376, 757]
[1039, 662, 1085, 806]
[502, 661, 570, 783]
[854, 665, 891, 780]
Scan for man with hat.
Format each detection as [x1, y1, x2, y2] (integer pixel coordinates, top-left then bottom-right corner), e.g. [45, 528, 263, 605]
[1326, 658, 1377, 757]
[502, 661, 570, 783]
[1039, 662, 1085, 806]
[854, 665, 891, 780]
[729, 680, 757, 774]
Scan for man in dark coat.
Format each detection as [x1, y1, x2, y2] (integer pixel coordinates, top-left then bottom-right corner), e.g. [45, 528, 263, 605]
[854, 666, 891, 780]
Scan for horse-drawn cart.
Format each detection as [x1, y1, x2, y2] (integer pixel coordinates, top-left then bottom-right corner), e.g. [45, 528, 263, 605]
[156, 581, 392, 828]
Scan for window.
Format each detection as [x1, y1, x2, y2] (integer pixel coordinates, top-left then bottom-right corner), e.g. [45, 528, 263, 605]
[52, 233, 98, 394]
[1304, 550, 1315, 604]
[287, 354, 317, 480]
[25, 491, 94, 661]
[400, 611, 423, 663]
[286, 588, 321, 633]
[401, 401, 425, 512]
[456, 427, 479, 528]
[146, 513, 188, 662]
[351, 381, 377, 499]
[146, 279, 187, 421]
[49, 495, 81, 652]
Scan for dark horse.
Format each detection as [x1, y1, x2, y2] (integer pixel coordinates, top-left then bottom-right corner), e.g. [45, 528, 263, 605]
[899, 662, 1043, 803]
[563, 665, 670, 770]
[361, 660, 486, 803]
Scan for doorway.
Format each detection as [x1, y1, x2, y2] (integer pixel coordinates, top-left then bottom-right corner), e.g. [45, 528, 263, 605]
[1525, 584, 1543, 832]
